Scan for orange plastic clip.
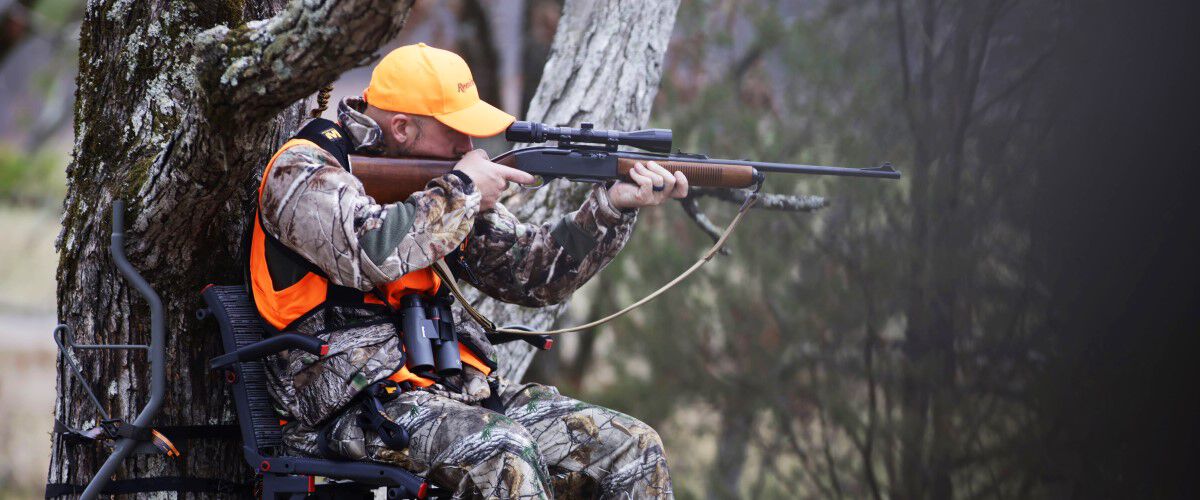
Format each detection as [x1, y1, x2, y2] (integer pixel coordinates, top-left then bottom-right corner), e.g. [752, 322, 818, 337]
[150, 429, 180, 458]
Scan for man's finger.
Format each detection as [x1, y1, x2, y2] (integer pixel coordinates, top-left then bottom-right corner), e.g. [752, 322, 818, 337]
[639, 164, 665, 190]
[628, 165, 654, 193]
[495, 164, 537, 184]
[487, 164, 535, 184]
[646, 162, 675, 192]
[670, 171, 689, 198]
[466, 148, 490, 160]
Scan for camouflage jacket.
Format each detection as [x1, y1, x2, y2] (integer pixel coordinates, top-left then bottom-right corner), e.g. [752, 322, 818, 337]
[259, 97, 638, 427]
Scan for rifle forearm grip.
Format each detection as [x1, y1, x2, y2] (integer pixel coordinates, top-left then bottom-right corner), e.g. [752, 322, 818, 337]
[616, 158, 758, 188]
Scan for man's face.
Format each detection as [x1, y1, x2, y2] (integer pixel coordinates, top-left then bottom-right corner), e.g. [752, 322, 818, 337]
[394, 114, 475, 160]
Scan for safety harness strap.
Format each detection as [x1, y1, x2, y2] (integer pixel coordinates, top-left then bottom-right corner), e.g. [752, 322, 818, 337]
[293, 117, 352, 170]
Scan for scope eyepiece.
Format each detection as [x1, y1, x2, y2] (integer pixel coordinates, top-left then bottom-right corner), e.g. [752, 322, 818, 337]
[506, 121, 672, 153]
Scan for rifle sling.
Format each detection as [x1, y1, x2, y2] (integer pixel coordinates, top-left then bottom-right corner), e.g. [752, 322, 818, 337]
[432, 191, 760, 336]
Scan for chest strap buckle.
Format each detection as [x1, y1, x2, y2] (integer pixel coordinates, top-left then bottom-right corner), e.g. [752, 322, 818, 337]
[357, 381, 409, 450]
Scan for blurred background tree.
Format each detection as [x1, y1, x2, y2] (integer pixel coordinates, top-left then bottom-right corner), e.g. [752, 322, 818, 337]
[0, 2, 82, 492]
[0, 0, 80, 207]
[527, 1, 1066, 498]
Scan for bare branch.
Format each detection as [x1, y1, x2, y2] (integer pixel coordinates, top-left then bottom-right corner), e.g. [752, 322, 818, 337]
[972, 42, 1055, 118]
[678, 197, 726, 250]
[196, 0, 415, 122]
[690, 187, 828, 212]
[890, 0, 926, 146]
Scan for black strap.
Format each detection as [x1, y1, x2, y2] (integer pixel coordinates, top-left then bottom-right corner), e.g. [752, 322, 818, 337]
[326, 279, 369, 305]
[292, 118, 353, 171]
[481, 378, 505, 413]
[45, 477, 252, 497]
[152, 424, 241, 441]
[56, 421, 240, 444]
[316, 421, 340, 459]
[319, 380, 408, 458]
[444, 247, 480, 284]
[357, 381, 410, 450]
[106, 420, 152, 441]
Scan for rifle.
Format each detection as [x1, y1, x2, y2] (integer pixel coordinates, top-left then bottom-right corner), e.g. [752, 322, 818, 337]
[350, 121, 900, 203]
[349, 121, 901, 337]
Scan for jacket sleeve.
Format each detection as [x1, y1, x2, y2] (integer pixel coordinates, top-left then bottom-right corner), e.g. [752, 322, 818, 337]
[455, 184, 638, 307]
[258, 143, 481, 291]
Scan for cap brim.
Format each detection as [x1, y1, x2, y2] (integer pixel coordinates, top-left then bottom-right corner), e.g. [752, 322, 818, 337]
[435, 100, 516, 138]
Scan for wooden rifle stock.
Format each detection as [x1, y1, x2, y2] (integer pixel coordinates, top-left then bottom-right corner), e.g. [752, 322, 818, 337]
[350, 151, 759, 204]
[350, 155, 519, 204]
[349, 156, 455, 204]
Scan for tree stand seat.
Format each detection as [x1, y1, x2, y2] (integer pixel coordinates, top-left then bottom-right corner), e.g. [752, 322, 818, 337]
[199, 285, 441, 499]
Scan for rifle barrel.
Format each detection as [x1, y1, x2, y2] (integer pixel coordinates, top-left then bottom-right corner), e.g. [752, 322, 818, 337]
[717, 159, 901, 179]
[620, 151, 901, 180]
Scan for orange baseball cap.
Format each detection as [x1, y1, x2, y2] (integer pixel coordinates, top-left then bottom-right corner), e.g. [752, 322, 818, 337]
[363, 43, 515, 138]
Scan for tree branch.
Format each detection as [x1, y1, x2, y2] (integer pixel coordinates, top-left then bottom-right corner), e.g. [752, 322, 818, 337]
[972, 42, 1055, 119]
[689, 187, 828, 212]
[197, 0, 415, 122]
[678, 197, 726, 247]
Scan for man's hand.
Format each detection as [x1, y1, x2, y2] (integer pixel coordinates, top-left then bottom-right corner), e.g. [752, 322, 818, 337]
[453, 149, 537, 211]
[608, 161, 689, 210]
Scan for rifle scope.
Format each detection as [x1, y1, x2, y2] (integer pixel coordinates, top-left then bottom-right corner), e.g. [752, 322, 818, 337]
[506, 121, 672, 153]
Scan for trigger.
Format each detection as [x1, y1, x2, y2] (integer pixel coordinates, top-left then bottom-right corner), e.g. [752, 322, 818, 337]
[522, 175, 548, 190]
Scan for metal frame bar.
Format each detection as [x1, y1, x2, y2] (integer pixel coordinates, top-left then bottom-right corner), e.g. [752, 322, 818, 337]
[51, 200, 169, 500]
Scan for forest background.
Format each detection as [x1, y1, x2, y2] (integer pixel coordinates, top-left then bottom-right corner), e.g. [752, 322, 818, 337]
[1, 0, 1198, 498]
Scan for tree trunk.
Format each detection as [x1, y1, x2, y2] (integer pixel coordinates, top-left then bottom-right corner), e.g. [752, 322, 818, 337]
[470, 0, 681, 381]
[892, 2, 1046, 498]
[708, 404, 753, 500]
[48, 1, 415, 496]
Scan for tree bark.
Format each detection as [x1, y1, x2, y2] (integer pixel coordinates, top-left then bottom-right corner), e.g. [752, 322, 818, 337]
[49, 0, 414, 496]
[469, 0, 681, 382]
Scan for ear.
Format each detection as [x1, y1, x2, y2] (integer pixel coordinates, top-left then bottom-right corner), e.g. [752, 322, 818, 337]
[389, 113, 413, 145]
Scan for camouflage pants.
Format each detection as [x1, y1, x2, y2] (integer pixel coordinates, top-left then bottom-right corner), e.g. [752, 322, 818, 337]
[284, 380, 673, 499]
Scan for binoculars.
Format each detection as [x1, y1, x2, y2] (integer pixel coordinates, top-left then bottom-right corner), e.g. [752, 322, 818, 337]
[399, 294, 462, 377]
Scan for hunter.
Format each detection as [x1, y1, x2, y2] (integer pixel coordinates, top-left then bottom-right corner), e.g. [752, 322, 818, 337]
[251, 42, 686, 498]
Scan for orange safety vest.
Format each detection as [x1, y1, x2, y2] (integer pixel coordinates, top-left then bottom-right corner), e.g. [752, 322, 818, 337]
[250, 119, 490, 388]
